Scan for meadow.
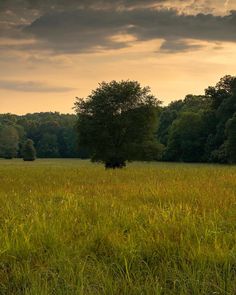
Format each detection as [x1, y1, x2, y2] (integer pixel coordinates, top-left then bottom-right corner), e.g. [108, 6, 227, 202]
[0, 159, 235, 295]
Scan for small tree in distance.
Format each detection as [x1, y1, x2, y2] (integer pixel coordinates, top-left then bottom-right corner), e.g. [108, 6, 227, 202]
[22, 139, 36, 161]
[75, 80, 162, 168]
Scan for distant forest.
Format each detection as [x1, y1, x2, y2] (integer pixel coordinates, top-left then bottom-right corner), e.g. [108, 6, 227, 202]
[0, 113, 85, 159]
[0, 75, 236, 164]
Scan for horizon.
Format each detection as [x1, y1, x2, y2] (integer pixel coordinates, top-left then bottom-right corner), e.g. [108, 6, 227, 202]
[0, 76, 228, 116]
[1, 0, 236, 114]
[0, 78, 212, 116]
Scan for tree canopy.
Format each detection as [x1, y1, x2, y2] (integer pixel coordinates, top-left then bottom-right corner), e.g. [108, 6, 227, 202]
[157, 75, 236, 164]
[75, 80, 162, 168]
[0, 125, 19, 159]
[22, 139, 36, 161]
[0, 112, 81, 160]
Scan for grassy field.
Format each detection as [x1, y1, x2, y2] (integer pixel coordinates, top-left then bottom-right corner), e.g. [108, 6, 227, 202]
[0, 159, 235, 295]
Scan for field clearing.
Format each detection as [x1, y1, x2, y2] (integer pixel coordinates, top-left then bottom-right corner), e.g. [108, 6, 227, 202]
[0, 159, 235, 295]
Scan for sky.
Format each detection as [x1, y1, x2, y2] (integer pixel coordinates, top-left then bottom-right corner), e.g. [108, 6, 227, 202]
[1, 0, 236, 114]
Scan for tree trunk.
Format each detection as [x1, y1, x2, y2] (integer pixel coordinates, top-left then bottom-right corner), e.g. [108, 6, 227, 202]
[105, 158, 126, 169]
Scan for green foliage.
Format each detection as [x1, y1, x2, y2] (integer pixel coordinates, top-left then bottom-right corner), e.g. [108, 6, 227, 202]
[0, 112, 80, 159]
[22, 139, 36, 161]
[0, 125, 19, 159]
[37, 133, 59, 158]
[165, 112, 205, 162]
[157, 109, 178, 145]
[0, 159, 235, 294]
[205, 75, 236, 109]
[136, 140, 165, 161]
[157, 75, 236, 164]
[226, 114, 236, 163]
[75, 80, 161, 168]
[182, 94, 210, 112]
[210, 143, 228, 164]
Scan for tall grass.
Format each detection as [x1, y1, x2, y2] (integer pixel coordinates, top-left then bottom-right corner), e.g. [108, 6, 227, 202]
[0, 159, 235, 294]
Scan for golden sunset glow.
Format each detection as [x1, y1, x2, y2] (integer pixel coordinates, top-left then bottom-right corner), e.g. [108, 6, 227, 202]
[1, 0, 236, 114]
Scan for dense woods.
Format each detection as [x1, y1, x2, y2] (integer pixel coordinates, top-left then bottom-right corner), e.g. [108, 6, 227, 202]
[0, 75, 236, 164]
[0, 113, 82, 159]
[158, 75, 236, 164]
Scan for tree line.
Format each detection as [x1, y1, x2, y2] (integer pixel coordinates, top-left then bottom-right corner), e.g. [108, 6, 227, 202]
[157, 75, 236, 164]
[0, 112, 87, 160]
[0, 75, 236, 165]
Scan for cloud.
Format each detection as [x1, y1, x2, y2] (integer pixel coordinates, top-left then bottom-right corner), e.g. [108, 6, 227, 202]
[0, 80, 75, 92]
[23, 9, 133, 53]
[21, 8, 236, 54]
[1, 0, 233, 16]
[160, 39, 204, 53]
[1, 1, 236, 54]
[0, 0, 165, 12]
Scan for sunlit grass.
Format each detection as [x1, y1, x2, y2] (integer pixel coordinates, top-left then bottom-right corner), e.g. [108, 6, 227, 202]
[0, 159, 235, 294]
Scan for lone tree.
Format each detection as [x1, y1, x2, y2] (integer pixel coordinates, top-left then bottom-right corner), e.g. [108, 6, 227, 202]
[22, 139, 36, 161]
[75, 80, 161, 168]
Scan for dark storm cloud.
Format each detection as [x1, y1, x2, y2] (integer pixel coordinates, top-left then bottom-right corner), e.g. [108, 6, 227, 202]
[23, 9, 134, 53]
[1, 0, 236, 54]
[0, 0, 165, 11]
[23, 8, 236, 53]
[126, 9, 236, 43]
[0, 80, 74, 92]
